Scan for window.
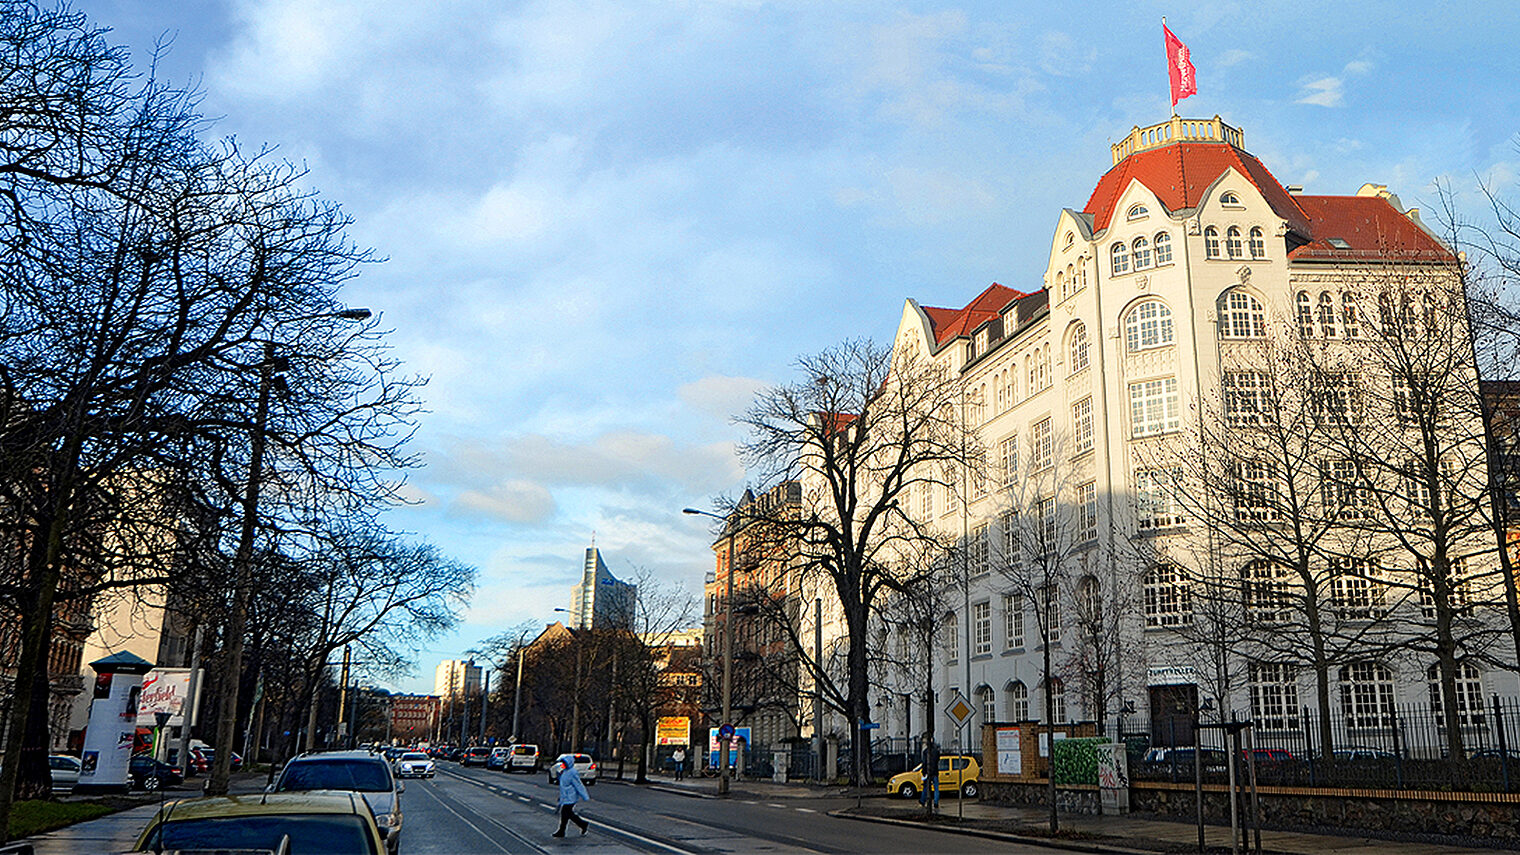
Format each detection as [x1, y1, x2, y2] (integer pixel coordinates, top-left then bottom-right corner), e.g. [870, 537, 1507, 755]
[971, 601, 992, 656]
[1323, 458, 1372, 519]
[1420, 556, 1474, 619]
[1004, 593, 1024, 649]
[1392, 374, 1417, 421]
[1317, 292, 1338, 338]
[1035, 496, 1057, 553]
[1405, 458, 1433, 516]
[1204, 226, 1220, 258]
[1342, 292, 1361, 339]
[1223, 370, 1270, 426]
[1072, 397, 1094, 454]
[918, 478, 933, 519]
[999, 512, 1020, 571]
[1312, 372, 1360, 426]
[1428, 662, 1484, 728]
[1075, 575, 1101, 624]
[1129, 376, 1179, 437]
[1125, 300, 1174, 351]
[1045, 677, 1068, 723]
[941, 477, 958, 516]
[1111, 241, 1130, 275]
[999, 434, 1018, 486]
[1032, 418, 1053, 471]
[1132, 236, 1152, 270]
[1064, 231, 1074, 249]
[977, 685, 996, 723]
[969, 523, 990, 576]
[1076, 481, 1098, 542]
[1241, 560, 1290, 623]
[1330, 558, 1384, 620]
[1154, 232, 1173, 265]
[1028, 345, 1051, 393]
[1136, 467, 1185, 529]
[1231, 459, 1281, 522]
[1068, 322, 1090, 374]
[944, 611, 959, 661]
[970, 449, 988, 500]
[1054, 270, 1066, 301]
[1127, 203, 1149, 220]
[1296, 291, 1315, 338]
[1007, 681, 1030, 720]
[1340, 663, 1395, 729]
[1248, 226, 1265, 258]
[1226, 226, 1243, 258]
[1144, 563, 1192, 627]
[1220, 191, 1242, 206]
[1039, 584, 1062, 645]
[1221, 291, 1265, 338]
[1250, 662, 1300, 732]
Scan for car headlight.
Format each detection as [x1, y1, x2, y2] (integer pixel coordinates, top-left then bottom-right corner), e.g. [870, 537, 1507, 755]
[375, 812, 398, 829]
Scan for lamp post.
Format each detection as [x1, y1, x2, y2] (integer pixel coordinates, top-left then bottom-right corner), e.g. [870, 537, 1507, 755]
[684, 506, 737, 797]
[554, 608, 584, 753]
[511, 629, 530, 742]
[206, 307, 371, 796]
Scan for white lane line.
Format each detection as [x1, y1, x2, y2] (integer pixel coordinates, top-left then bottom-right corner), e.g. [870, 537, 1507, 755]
[795, 807, 816, 813]
[410, 777, 514, 853]
[767, 803, 786, 809]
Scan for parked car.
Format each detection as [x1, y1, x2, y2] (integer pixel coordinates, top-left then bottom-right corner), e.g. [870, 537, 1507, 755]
[395, 751, 436, 778]
[486, 747, 509, 770]
[1141, 746, 1229, 772]
[129, 755, 185, 791]
[271, 750, 403, 855]
[1243, 748, 1295, 763]
[1332, 747, 1398, 761]
[461, 746, 492, 767]
[547, 753, 598, 785]
[505, 743, 540, 773]
[47, 754, 80, 793]
[1471, 748, 1520, 761]
[135, 792, 387, 855]
[192, 747, 242, 773]
[886, 755, 980, 800]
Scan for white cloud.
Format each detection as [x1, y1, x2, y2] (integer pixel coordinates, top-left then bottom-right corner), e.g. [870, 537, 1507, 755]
[677, 375, 768, 422]
[1218, 49, 1253, 68]
[451, 480, 556, 524]
[1296, 76, 1344, 107]
[1038, 31, 1094, 77]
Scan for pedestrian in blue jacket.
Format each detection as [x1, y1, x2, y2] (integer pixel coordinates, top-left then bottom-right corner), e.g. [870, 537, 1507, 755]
[553, 757, 590, 837]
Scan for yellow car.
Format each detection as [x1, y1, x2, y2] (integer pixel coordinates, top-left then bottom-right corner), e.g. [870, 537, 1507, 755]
[886, 754, 981, 800]
[134, 791, 388, 855]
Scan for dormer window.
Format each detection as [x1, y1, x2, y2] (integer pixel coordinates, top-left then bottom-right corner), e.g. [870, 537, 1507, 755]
[1220, 191, 1242, 207]
[1127, 204, 1149, 220]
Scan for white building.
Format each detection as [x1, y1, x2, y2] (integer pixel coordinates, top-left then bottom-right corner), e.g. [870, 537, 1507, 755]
[433, 659, 482, 704]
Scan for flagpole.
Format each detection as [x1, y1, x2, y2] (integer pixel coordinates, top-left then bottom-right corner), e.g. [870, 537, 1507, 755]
[1163, 17, 1176, 117]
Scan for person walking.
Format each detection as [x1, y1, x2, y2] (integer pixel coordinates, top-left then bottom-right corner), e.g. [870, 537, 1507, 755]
[919, 735, 940, 809]
[672, 747, 686, 781]
[552, 757, 590, 837]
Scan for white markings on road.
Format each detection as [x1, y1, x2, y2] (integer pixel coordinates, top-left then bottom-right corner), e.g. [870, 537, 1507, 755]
[794, 808, 816, 813]
[410, 777, 515, 853]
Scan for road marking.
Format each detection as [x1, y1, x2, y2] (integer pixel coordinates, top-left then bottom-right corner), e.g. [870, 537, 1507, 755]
[795, 807, 816, 813]
[410, 778, 515, 853]
[767, 803, 786, 809]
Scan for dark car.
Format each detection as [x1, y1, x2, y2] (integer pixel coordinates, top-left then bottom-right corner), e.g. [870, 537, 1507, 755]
[272, 751, 403, 855]
[1244, 748, 1294, 763]
[461, 746, 492, 767]
[129, 755, 185, 791]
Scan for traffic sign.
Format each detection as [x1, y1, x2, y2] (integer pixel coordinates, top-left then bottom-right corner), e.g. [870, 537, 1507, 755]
[860, 721, 880, 730]
[945, 691, 974, 727]
[718, 723, 735, 740]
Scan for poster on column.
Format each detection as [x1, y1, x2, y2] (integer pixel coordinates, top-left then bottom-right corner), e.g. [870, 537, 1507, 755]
[77, 669, 148, 791]
[996, 727, 1021, 776]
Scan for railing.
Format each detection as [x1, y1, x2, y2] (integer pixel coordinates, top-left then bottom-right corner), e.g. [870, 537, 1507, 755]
[1111, 115, 1245, 165]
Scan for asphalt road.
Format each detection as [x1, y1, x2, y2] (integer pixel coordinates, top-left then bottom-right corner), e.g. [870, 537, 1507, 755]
[410, 764, 1066, 854]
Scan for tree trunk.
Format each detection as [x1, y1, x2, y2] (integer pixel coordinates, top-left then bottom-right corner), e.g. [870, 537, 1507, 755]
[1043, 642, 1057, 833]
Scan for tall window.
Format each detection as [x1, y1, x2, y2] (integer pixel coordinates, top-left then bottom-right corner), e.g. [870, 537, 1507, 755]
[1004, 593, 1024, 649]
[1250, 662, 1300, 731]
[918, 478, 933, 518]
[973, 601, 992, 656]
[1231, 459, 1281, 522]
[1204, 226, 1220, 258]
[1129, 376, 1180, 437]
[1072, 397, 1094, 454]
[1040, 584, 1061, 644]
[969, 523, 990, 576]
[999, 512, 1020, 572]
[1035, 495, 1057, 552]
[1296, 291, 1315, 338]
[977, 685, 995, 723]
[1132, 236, 1152, 269]
[999, 434, 1018, 486]
[1323, 458, 1372, 519]
[1428, 662, 1485, 728]
[1221, 291, 1266, 338]
[1342, 292, 1361, 339]
[1248, 226, 1265, 258]
[1340, 663, 1395, 729]
[944, 611, 959, 661]
[1154, 232, 1173, 264]
[1125, 300, 1174, 351]
[1241, 559, 1290, 622]
[1111, 241, 1130, 275]
[1226, 226, 1243, 258]
[1312, 372, 1360, 426]
[1032, 418, 1053, 471]
[1144, 563, 1192, 627]
[1076, 481, 1098, 542]
[1136, 467, 1185, 529]
[1224, 370, 1270, 426]
[1317, 292, 1338, 338]
[1045, 677, 1068, 723]
[1068, 322, 1090, 374]
[1330, 558, 1384, 620]
[1007, 681, 1030, 720]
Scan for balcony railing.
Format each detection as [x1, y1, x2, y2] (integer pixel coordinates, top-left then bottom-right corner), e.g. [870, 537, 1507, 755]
[1112, 115, 1245, 165]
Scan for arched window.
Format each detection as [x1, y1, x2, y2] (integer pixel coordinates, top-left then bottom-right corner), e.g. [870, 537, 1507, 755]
[1132, 236, 1152, 270]
[1226, 226, 1243, 258]
[1339, 662, 1395, 730]
[1075, 575, 1101, 624]
[1204, 226, 1220, 258]
[1067, 263, 1077, 296]
[1296, 291, 1315, 338]
[1317, 292, 1338, 338]
[1220, 191, 1242, 206]
[1221, 290, 1265, 338]
[976, 685, 996, 724]
[1144, 563, 1192, 628]
[1427, 663, 1485, 728]
[1127, 203, 1149, 220]
[1125, 300, 1174, 351]
[1249, 226, 1265, 258]
[1006, 681, 1030, 721]
[1068, 322, 1090, 374]
[1054, 270, 1066, 300]
[1077, 258, 1087, 290]
[1154, 232, 1173, 265]
[1111, 242, 1129, 275]
[1064, 231, 1074, 249]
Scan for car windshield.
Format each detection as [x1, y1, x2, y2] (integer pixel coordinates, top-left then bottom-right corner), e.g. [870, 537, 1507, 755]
[400, 753, 427, 761]
[279, 760, 392, 793]
[145, 815, 378, 855]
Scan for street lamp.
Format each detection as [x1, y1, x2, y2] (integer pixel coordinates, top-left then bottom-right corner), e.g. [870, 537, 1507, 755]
[554, 608, 585, 753]
[684, 506, 737, 797]
[206, 307, 372, 796]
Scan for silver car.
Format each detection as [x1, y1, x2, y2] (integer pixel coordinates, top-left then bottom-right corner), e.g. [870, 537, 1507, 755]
[547, 753, 598, 785]
[273, 751, 404, 854]
[395, 751, 435, 779]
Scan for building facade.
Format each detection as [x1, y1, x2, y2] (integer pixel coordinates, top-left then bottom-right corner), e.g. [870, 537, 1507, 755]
[570, 547, 637, 631]
[433, 659, 482, 704]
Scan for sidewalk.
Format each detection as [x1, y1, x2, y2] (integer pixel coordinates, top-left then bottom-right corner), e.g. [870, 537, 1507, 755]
[25, 771, 272, 855]
[628, 773, 1515, 854]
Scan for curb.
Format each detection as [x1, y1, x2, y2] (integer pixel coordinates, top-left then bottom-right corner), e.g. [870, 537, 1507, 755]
[825, 808, 1175, 855]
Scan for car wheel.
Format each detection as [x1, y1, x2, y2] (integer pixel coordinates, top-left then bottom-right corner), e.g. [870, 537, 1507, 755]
[961, 781, 978, 799]
[898, 782, 916, 800]
[142, 775, 161, 792]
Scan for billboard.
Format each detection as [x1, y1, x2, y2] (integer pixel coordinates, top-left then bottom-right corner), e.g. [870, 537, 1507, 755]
[655, 716, 690, 746]
[135, 668, 200, 728]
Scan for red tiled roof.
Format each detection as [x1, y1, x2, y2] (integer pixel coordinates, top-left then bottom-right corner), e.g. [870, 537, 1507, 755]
[1082, 141, 1310, 235]
[1288, 195, 1451, 261]
[922, 283, 1023, 346]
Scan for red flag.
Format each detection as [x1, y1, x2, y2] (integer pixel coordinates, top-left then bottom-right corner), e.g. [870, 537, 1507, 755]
[1164, 25, 1197, 108]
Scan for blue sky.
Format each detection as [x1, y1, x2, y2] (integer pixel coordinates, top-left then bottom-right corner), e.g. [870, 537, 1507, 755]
[76, 0, 1520, 694]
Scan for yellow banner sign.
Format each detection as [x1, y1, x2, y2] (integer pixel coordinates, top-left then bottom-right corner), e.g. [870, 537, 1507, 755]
[656, 716, 690, 745]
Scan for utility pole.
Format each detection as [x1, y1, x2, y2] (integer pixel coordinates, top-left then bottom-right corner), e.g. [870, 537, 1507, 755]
[177, 625, 204, 775]
[479, 671, 489, 743]
[814, 597, 823, 783]
[337, 646, 351, 745]
[511, 639, 526, 741]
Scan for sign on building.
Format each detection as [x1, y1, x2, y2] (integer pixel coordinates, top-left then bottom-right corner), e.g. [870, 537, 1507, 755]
[655, 716, 690, 746]
[135, 668, 200, 728]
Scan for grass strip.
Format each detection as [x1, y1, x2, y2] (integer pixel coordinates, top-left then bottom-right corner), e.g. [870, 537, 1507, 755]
[9, 798, 123, 839]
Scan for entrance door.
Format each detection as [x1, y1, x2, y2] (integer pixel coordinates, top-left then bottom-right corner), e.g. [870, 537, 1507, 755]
[1149, 684, 1198, 747]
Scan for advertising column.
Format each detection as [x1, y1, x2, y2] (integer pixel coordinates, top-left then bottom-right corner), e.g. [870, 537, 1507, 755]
[76, 651, 154, 794]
